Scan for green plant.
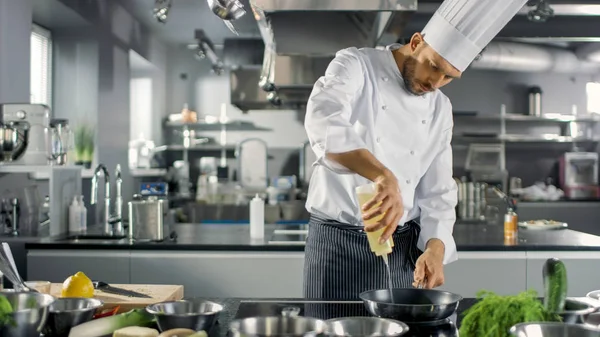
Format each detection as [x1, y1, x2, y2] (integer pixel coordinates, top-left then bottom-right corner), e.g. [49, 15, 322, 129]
[74, 124, 95, 163]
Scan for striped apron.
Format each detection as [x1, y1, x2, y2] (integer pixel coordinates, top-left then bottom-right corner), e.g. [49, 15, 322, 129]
[303, 215, 422, 300]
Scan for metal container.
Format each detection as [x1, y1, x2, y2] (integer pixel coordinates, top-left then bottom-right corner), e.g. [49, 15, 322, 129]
[146, 299, 223, 332]
[359, 288, 462, 323]
[43, 297, 103, 337]
[128, 196, 165, 241]
[510, 322, 600, 336]
[0, 291, 55, 337]
[528, 86, 543, 116]
[0, 121, 30, 163]
[229, 316, 328, 337]
[325, 317, 409, 337]
[556, 298, 598, 324]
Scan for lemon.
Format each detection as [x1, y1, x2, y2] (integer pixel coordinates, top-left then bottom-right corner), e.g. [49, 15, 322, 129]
[61, 271, 94, 298]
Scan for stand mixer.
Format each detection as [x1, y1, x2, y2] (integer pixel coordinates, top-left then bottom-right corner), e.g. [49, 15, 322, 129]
[0, 104, 49, 165]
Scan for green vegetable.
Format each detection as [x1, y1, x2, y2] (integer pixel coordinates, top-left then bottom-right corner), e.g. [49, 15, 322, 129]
[0, 295, 14, 326]
[74, 124, 95, 163]
[459, 290, 561, 337]
[543, 257, 568, 313]
[67, 308, 155, 337]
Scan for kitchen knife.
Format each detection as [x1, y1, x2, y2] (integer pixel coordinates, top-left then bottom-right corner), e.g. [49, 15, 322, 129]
[92, 281, 152, 298]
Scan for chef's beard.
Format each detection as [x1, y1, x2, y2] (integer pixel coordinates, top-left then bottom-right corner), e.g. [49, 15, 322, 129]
[402, 57, 425, 96]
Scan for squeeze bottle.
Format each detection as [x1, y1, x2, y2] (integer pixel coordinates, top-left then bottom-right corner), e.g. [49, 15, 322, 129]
[355, 183, 394, 257]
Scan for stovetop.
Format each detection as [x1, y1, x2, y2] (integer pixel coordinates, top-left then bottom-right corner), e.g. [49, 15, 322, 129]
[234, 300, 459, 337]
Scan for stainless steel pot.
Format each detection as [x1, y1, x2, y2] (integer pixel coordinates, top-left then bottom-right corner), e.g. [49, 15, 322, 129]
[0, 121, 30, 162]
[325, 317, 409, 337]
[510, 322, 600, 336]
[128, 196, 166, 242]
[229, 316, 328, 337]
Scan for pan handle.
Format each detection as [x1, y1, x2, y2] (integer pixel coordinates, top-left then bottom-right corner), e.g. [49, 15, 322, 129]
[281, 306, 301, 317]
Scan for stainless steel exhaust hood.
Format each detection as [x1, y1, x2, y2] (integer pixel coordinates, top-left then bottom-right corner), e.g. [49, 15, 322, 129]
[228, 0, 418, 111]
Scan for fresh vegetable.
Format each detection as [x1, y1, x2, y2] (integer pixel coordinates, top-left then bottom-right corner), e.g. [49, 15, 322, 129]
[157, 329, 201, 337]
[113, 326, 159, 337]
[459, 290, 561, 337]
[67, 309, 155, 337]
[543, 257, 568, 312]
[74, 123, 95, 163]
[189, 332, 208, 337]
[94, 305, 121, 319]
[0, 295, 14, 326]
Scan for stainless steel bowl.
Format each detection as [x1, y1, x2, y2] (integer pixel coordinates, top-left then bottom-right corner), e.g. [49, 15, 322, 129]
[146, 299, 223, 332]
[42, 297, 104, 337]
[325, 317, 409, 337]
[556, 298, 598, 324]
[359, 288, 462, 323]
[0, 291, 55, 337]
[229, 316, 328, 337]
[510, 322, 600, 336]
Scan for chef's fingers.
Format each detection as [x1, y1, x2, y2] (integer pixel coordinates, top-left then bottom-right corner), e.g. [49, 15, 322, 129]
[413, 256, 426, 287]
[361, 200, 388, 221]
[426, 264, 445, 288]
[361, 193, 386, 211]
[379, 211, 399, 244]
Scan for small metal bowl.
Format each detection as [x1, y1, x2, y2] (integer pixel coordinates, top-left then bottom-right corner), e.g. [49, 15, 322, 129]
[229, 316, 328, 337]
[146, 299, 223, 332]
[325, 317, 409, 337]
[510, 322, 600, 336]
[556, 298, 598, 324]
[0, 291, 55, 337]
[42, 297, 104, 337]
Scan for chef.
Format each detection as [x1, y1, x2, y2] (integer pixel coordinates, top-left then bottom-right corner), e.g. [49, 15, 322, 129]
[303, 0, 528, 300]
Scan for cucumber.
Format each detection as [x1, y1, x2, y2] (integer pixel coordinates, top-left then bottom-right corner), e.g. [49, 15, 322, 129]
[543, 257, 568, 312]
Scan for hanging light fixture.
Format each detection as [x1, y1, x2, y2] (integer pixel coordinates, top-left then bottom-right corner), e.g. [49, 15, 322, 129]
[153, 0, 173, 24]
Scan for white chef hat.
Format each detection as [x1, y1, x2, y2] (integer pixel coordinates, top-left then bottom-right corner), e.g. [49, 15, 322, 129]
[422, 0, 528, 72]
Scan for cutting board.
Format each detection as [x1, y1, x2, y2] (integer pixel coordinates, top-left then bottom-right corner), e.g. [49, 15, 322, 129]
[50, 283, 184, 313]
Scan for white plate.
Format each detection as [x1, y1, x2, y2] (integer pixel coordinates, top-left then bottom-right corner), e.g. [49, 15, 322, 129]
[518, 220, 568, 230]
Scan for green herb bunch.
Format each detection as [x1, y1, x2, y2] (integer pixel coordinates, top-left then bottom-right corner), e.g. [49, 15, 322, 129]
[459, 290, 561, 337]
[74, 124, 95, 163]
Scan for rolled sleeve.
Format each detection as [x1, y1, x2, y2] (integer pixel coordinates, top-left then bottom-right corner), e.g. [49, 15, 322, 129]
[304, 47, 367, 174]
[416, 125, 458, 265]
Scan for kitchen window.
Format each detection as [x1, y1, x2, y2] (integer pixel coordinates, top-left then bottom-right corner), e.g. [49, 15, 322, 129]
[30, 23, 53, 107]
[586, 82, 600, 114]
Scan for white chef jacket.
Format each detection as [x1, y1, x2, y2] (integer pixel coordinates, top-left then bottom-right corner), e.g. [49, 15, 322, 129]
[304, 45, 458, 265]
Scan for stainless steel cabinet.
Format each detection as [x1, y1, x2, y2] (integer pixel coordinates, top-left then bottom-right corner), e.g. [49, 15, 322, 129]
[130, 251, 305, 298]
[526, 251, 600, 297]
[439, 252, 528, 297]
[27, 250, 131, 284]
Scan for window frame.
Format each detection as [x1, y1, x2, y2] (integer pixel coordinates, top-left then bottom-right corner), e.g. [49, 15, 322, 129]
[30, 23, 53, 108]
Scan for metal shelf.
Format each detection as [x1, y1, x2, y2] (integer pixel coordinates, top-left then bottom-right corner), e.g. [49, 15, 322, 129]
[453, 134, 600, 143]
[454, 112, 600, 123]
[163, 120, 272, 131]
[165, 145, 237, 151]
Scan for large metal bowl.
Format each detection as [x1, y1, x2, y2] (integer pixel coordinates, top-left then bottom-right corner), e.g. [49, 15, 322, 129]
[510, 322, 600, 336]
[556, 298, 598, 324]
[0, 291, 55, 337]
[42, 297, 104, 337]
[359, 288, 462, 323]
[229, 316, 328, 337]
[146, 299, 222, 332]
[325, 317, 409, 337]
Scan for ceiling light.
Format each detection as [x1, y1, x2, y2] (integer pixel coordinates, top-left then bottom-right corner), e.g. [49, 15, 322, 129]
[153, 0, 172, 24]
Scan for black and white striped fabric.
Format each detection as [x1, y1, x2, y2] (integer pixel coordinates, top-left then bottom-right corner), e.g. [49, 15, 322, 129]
[303, 215, 422, 300]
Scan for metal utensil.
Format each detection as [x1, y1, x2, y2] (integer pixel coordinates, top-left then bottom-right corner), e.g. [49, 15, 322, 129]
[359, 288, 462, 323]
[510, 322, 600, 336]
[42, 297, 104, 337]
[146, 299, 223, 332]
[325, 317, 409, 337]
[206, 0, 246, 20]
[0, 242, 35, 292]
[0, 291, 55, 337]
[93, 281, 151, 298]
[229, 316, 328, 337]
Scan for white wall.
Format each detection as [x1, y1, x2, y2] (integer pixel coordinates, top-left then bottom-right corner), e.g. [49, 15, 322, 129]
[0, 0, 32, 103]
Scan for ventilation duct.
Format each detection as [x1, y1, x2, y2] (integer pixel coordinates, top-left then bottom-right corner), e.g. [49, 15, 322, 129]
[471, 41, 600, 74]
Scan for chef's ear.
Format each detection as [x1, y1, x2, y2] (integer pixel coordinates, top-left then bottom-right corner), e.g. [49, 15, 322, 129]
[409, 32, 425, 52]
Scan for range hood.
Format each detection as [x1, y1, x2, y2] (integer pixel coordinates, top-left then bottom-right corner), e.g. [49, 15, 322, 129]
[228, 0, 418, 111]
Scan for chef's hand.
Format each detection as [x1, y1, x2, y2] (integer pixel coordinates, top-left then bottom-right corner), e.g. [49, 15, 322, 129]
[361, 171, 404, 244]
[413, 239, 445, 289]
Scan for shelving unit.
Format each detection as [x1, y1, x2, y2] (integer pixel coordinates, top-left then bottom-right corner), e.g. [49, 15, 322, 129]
[163, 120, 272, 132]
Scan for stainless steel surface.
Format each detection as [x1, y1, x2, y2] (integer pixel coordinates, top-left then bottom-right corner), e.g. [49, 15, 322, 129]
[359, 288, 462, 323]
[510, 322, 600, 336]
[528, 86, 543, 117]
[0, 242, 34, 292]
[557, 297, 599, 324]
[207, 0, 246, 20]
[42, 297, 103, 337]
[91, 164, 114, 235]
[0, 104, 49, 165]
[0, 121, 30, 163]
[325, 317, 409, 337]
[115, 164, 123, 233]
[128, 197, 165, 242]
[236, 138, 268, 191]
[0, 291, 55, 337]
[229, 316, 328, 337]
[10, 198, 18, 236]
[146, 299, 223, 332]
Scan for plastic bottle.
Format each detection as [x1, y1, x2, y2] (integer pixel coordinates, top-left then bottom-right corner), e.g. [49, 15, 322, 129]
[249, 194, 265, 239]
[355, 183, 394, 258]
[69, 197, 80, 233]
[77, 195, 87, 232]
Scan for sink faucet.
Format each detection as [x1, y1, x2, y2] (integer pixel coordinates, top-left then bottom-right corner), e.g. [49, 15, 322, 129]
[91, 164, 112, 234]
[114, 164, 123, 233]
